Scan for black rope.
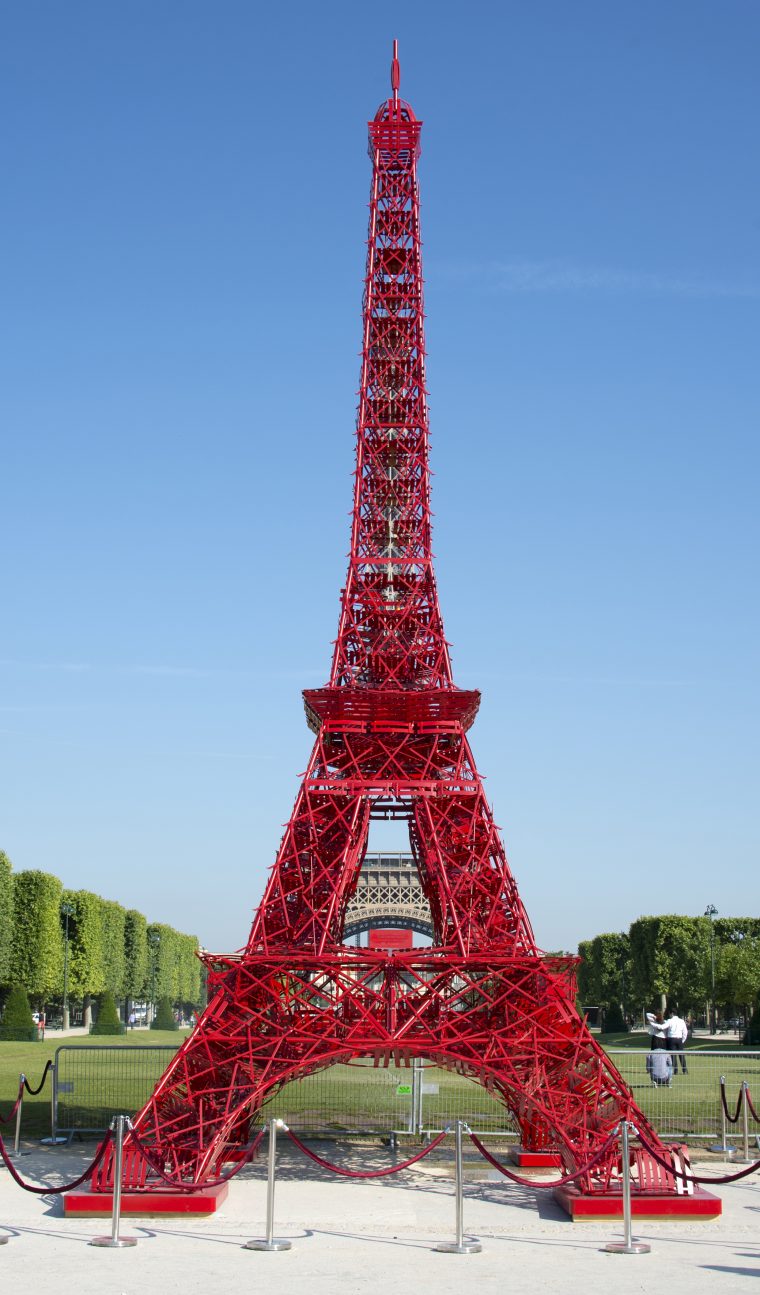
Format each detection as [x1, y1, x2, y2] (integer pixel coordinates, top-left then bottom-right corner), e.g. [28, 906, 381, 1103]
[720, 1080, 743, 1125]
[24, 1061, 54, 1096]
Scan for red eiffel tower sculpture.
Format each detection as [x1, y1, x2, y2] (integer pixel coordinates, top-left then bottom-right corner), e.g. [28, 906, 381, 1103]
[86, 44, 719, 1220]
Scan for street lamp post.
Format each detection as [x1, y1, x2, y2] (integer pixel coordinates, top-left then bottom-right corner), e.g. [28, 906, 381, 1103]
[618, 931, 627, 1022]
[148, 930, 160, 1026]
[61, 901, 75, 1031]
[705, 904, 718, 1034]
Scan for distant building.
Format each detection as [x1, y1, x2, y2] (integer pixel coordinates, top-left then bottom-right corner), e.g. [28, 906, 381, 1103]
[344, 853, 432, 947]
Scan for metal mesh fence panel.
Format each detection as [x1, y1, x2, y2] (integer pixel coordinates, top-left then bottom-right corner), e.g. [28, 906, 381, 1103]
[607, 1049, 760, 1140]
[55, 1046, 178, 1135]
[264, 1059, 416, 1133]
[409, 1065, 519, 1134]
[267, 1050, 760, 1139]
[51, 1044, 760, 1142]
[263, 1060, 519, 1135]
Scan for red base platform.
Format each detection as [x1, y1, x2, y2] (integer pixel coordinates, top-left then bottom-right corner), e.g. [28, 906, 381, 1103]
[63, 1182, 228, 1217]
[554, 1185, 722, 1221]
[509, 1146, 563, 1168]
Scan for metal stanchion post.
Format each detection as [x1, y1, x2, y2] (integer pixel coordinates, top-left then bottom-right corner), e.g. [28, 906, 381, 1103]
[604, 1121, 651, 1255]
[737, 1082, 751, 1164]
[709, 1076, 736, 1157]
[244, 1119, 292, 1252]
[90, 1116, 138, 1248]
[9, 1075, 30, 1160]
[434, 1121, 482, 1255]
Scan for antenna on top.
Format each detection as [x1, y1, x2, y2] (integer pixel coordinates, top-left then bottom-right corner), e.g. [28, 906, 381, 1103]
[391, 39, 400, 104]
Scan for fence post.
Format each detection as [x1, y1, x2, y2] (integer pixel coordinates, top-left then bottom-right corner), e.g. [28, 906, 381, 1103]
[40, 1055, 67, 1146]
[408, 1061, 418, 1134]
[409, 1057, 423, 1135]
[604, 1121, 651, 1255]
[415, 1057, 424, 1134]
[244, 1118, 291, 1252]
[709, 1076, 736, 1156]
[434, 1120, 481, 1254]
[89, 1116, 138, 1248]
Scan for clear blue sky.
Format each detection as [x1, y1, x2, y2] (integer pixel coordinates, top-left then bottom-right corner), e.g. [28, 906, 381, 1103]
[2, 2, 758, 955]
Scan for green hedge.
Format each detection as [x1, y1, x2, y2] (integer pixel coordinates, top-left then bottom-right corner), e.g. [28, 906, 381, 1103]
[90, 990, 125, 1036]
[0, 851, 203, 1014]
[0, 985, 38, 1042]
[151, 996, 178, 1031]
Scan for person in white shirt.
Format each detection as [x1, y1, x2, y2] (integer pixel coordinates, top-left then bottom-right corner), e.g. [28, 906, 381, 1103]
[665, 1010, 689, 1075]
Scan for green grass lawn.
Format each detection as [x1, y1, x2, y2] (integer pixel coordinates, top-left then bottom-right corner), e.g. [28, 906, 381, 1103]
[599, 1031, 745, 1052]
[265, 1049, 760, 1141]
[1, 1030, 756, 1144]
[600, 1043, 758, 1139]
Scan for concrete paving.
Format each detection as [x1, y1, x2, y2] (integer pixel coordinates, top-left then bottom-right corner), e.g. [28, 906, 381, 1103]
[38, 1024, 154, 1040]
[0, 1138, 758, 1295]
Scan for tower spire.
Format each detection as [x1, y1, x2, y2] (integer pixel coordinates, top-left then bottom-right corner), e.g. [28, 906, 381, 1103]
[391, 38, 400, 104]
[323, 52, 443, 697]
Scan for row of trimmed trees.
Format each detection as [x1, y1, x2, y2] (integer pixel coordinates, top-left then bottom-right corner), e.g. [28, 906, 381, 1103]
[577, 914, 760, 1033]
[0, 850, 203, 1026]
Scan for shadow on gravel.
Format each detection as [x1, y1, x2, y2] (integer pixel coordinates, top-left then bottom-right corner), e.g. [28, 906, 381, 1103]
[701, 1266, 759, 1278]
[5, 1138, 585, 1228]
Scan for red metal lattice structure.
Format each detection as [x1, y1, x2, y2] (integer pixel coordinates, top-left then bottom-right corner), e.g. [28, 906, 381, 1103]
[101, 44, 688, 1200]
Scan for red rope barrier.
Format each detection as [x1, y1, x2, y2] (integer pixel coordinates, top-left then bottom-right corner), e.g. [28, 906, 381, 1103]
[24, 1061, 54, 1096]
[0, 1080, 24, 1126]
[0, 1128, 112, 1195]
[286, 1128, 449, 1177]
[126, 1124, 267, 1192]
[720, 1081, 743, 1124]
[467, 1131, 619, 1189]
[745, 1086, 759, 1124]
[635, 1128, 760, 1185]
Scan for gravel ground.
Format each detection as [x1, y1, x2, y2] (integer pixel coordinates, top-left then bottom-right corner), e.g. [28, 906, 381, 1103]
[0, 1138, 758, 1294]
